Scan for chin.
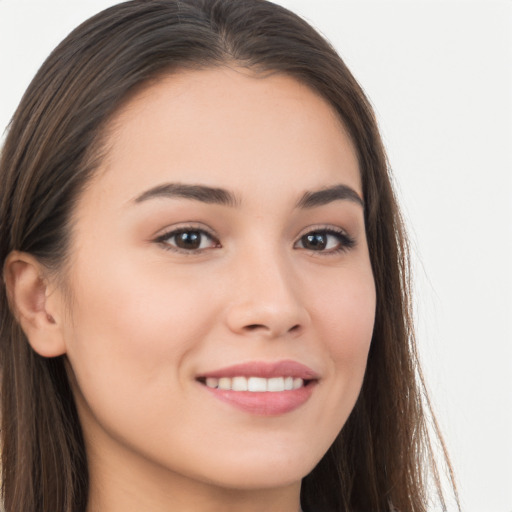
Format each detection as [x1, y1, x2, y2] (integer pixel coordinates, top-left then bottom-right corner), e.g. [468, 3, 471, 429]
[187, 443, 324, 491]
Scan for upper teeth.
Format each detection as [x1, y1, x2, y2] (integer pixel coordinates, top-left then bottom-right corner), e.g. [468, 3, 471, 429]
[205, 376, 304, 392]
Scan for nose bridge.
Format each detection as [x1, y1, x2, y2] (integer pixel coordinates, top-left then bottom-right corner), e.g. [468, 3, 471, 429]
[225, 241, 309, 337]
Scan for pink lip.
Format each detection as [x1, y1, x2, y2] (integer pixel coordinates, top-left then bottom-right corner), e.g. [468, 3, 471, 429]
[198, 359, 319, 380]
[197, 360, 319, 416]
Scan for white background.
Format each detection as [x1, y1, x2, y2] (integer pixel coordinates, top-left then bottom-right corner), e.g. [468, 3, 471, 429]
[1, 1, 511, 511]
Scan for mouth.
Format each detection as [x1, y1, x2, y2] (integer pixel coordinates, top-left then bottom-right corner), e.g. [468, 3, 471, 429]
[196, 360, 319, 415]
[197, 375, 314, 392]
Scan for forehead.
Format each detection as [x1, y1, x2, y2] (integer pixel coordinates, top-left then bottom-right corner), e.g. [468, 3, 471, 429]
[88, 66, 361, 206]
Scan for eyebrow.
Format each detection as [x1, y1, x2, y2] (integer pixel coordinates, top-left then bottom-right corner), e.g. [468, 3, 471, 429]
[295, 184, 364, 209]
[133, 182, 363, 209]
[133, 183, 240, 207]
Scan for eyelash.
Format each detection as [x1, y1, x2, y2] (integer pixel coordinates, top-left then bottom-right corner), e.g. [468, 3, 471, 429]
[154, 226, 220, 254]
[154, 225, 355, 255]
[294, 227, 356, 254]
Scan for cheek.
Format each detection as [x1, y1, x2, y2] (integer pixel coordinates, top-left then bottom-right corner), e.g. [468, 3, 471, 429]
[62, 256, 217, 409]
[288, 263, 375, 457]
[313, 264, 376, 393]
[316, 265, 376, 349]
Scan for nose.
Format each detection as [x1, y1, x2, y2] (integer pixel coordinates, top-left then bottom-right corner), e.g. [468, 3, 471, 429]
[224, 250, 310, 339]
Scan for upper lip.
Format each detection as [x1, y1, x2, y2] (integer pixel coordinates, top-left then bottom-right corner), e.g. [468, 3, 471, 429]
[197, 360, 319, 380]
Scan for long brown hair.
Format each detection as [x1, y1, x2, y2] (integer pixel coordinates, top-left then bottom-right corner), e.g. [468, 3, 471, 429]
[0, 1, 458, 511]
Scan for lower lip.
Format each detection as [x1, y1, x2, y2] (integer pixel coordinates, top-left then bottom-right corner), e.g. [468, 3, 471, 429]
[202, 383, 316, 415]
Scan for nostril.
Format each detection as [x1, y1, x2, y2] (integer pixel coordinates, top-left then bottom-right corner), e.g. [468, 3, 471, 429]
[245, 324, 265, 331]
[243, 323, 302, 334]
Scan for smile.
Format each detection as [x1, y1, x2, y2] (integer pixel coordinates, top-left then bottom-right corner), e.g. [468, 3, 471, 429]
[196, 360, 318, 415]
[204, 376, 306, 392]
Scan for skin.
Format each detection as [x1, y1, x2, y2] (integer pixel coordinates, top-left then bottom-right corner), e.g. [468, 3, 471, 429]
[7, 67, 376, 512]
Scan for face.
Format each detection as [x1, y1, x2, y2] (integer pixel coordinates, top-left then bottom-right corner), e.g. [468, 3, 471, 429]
[60, 68, 375, 496]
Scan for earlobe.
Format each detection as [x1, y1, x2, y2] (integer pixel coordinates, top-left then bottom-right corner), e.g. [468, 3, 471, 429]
[3, 251, 67, 358]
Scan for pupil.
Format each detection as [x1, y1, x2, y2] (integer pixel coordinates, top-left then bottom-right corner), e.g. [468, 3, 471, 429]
[303, 233, 326, 250]
[176, 231, 201, 249]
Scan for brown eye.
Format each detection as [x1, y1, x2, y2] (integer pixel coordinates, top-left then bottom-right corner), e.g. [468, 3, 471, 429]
[157, 229, 219, 252]
[174, 231, 202, 250]
[301, 232, 328, 250]
[295, 229, 355, 253]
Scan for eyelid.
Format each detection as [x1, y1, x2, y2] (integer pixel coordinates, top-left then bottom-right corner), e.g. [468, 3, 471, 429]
[153, 223, 221, 253]
[150, 222, 355, 255]
[296, 223, 350, 237]
[294, 225, 356, 253]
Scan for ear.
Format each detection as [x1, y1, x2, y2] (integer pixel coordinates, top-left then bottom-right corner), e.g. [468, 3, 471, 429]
[3, 251, 67, 357]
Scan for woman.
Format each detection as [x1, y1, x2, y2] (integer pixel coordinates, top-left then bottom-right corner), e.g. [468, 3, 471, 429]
[0, 1, 458, 511]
